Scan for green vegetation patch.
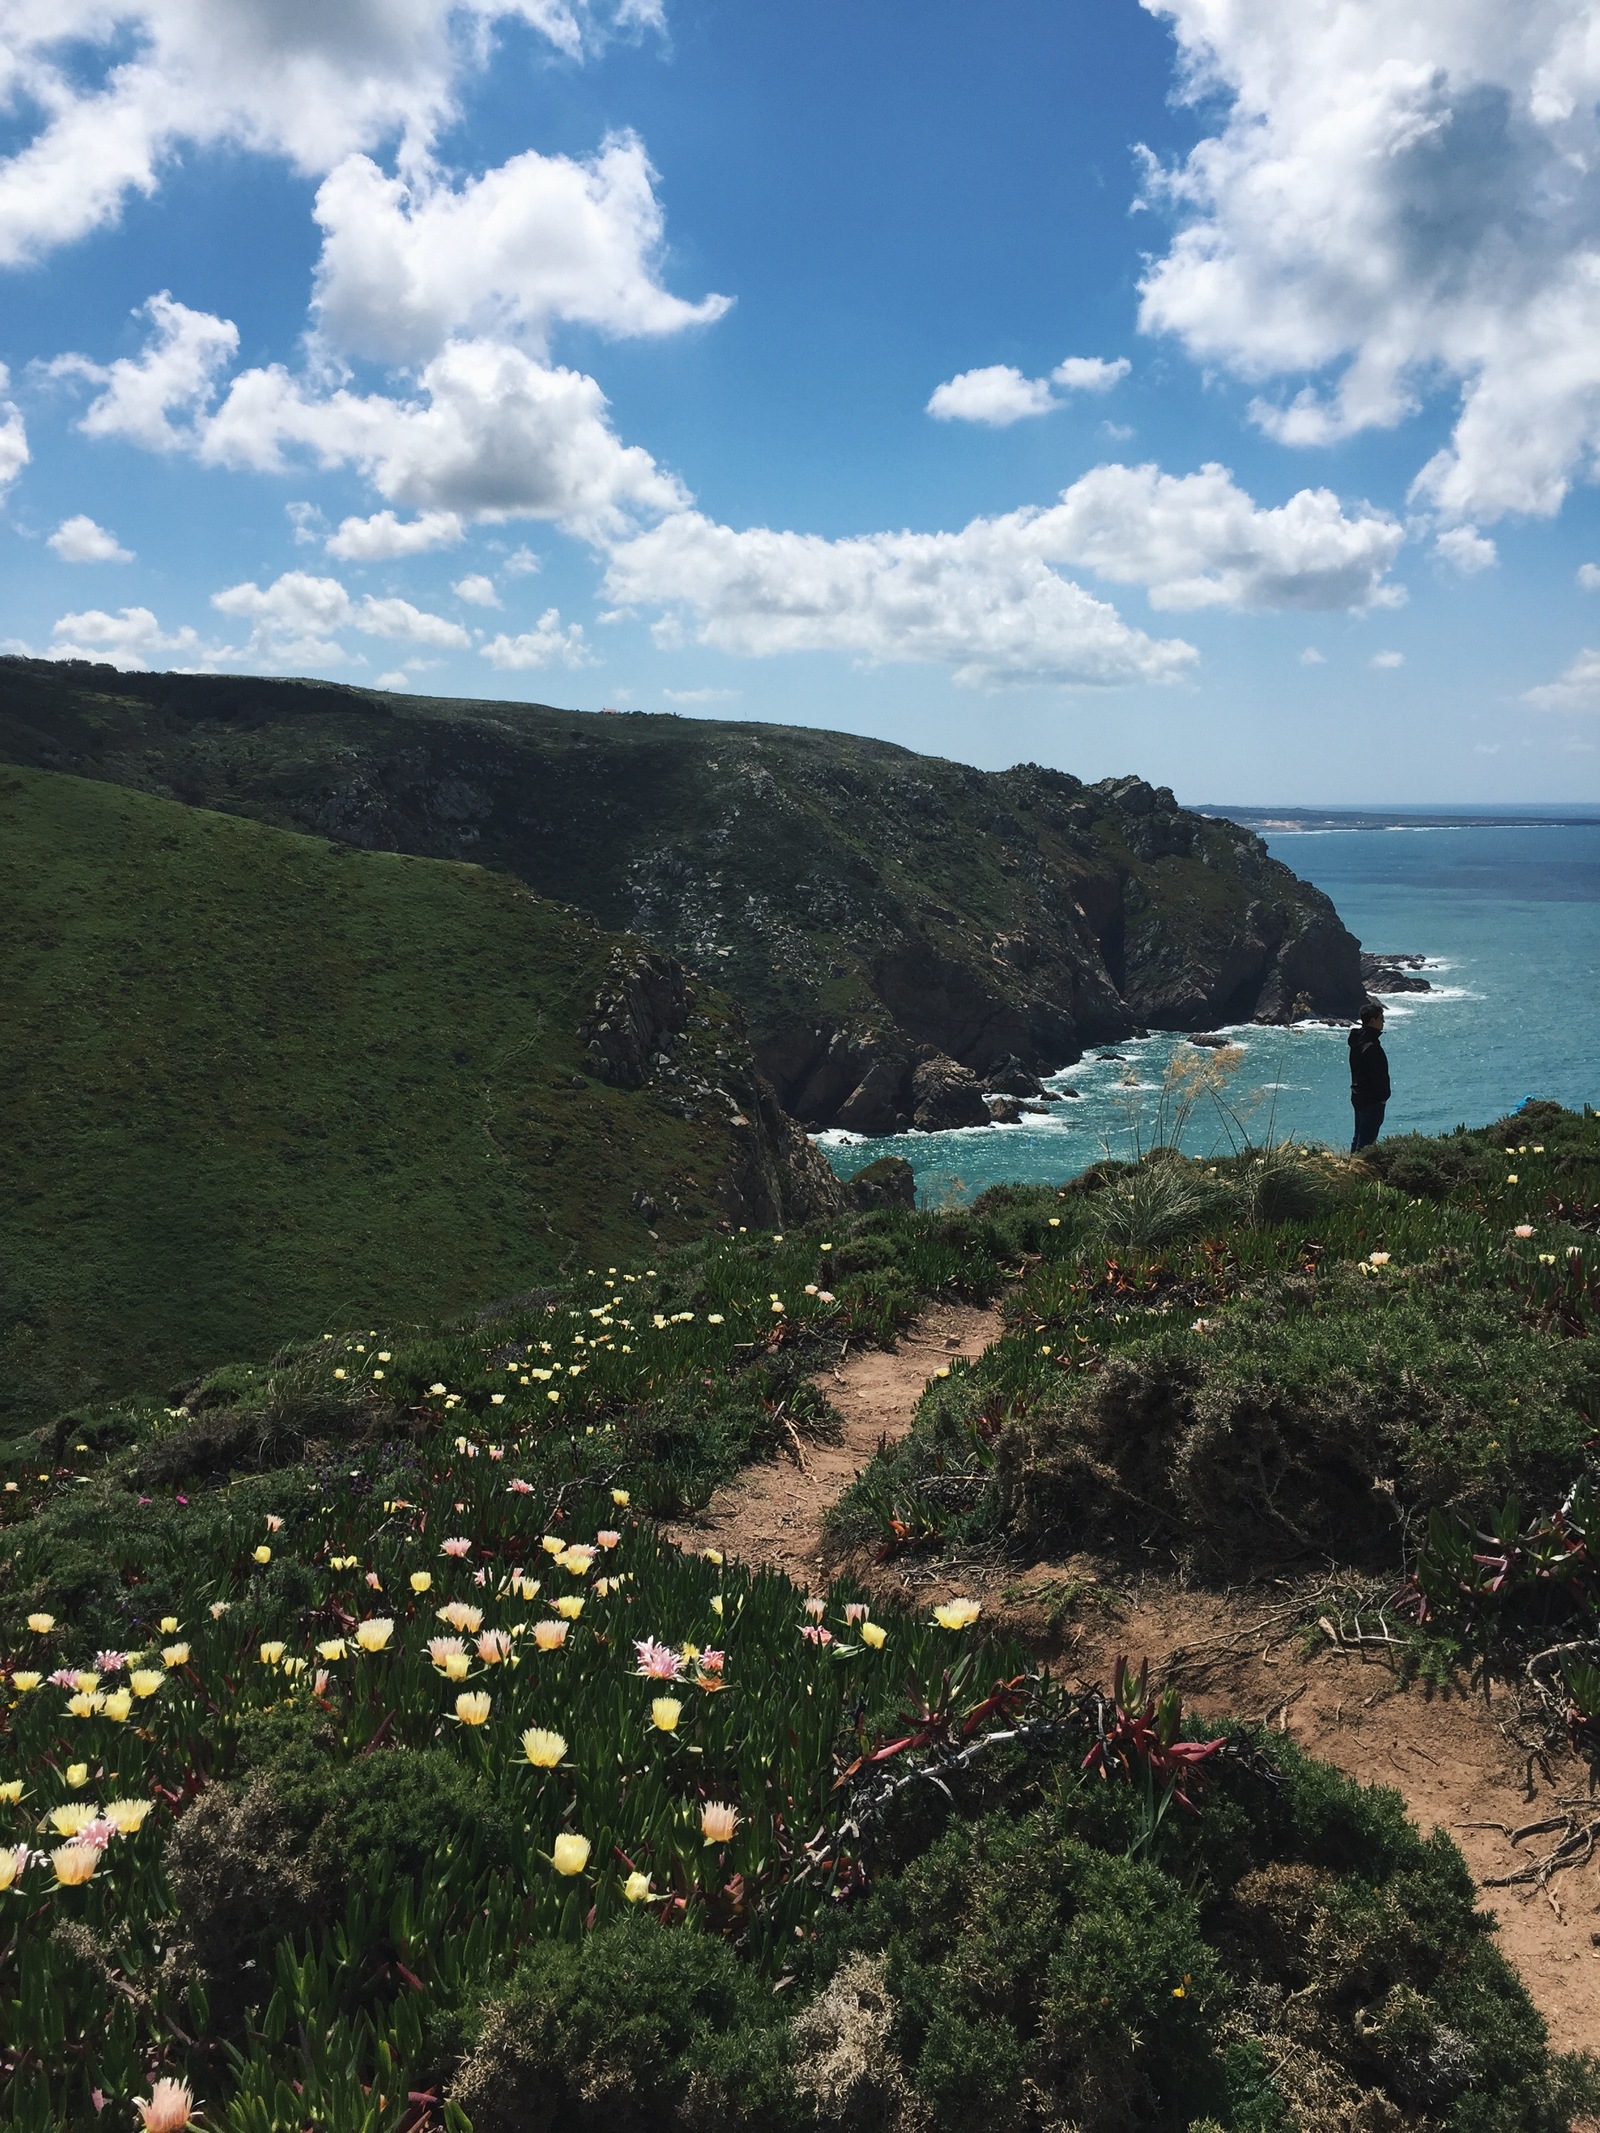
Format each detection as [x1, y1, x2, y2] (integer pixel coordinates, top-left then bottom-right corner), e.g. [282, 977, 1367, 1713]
[0, 766, 768, 1427]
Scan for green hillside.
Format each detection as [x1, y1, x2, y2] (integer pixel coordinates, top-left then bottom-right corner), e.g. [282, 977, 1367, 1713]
[0, 765, 824, 1426]
[0, 658, 1365, 1132]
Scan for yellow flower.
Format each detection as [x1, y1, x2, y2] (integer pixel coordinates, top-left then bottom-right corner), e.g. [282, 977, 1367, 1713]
[541, 1534, 566, 1556]
[555, 1595, 585, 1621]
[0, 1848, 23, 1891]
[25, 1613, 54, 1633]
[102, 1690, 132, 1722]
[701, 1548, 724, 1567]
[161, 1643, 190, 1667]
[651, 1697, 682, 1732]
[932, 1598, 981, 1631]
[454, 1690, 492, 1726]
[521, 1726, 567, 1768]
[159, 1616, 180, 1634]
[533, 1620, 569, 1651]
[611, 1489, 630, 1507]
[11, 1673, 41, 1693]
[443, 1652, 471, 1681]
[259, 1641, 286, 1666]
[0, 1779, 21, 1804]
[710, 1595, 724, 1617]
[624, 1870, 652, 1902]
[700, 1800, 740, 1846]
[354, 1617, 395, 1653]
[65, 1763, 89, 1789]
[410, 1571, 433, 1594]
[67, 1693, 102, 1718]
[281, 1656, 308, 1678]
[316, 1638, 347, 1661]
[551, 1831, 590, 1876]
[49, 1801, 99, 1836]
[105, 1798, 153, 1834]
[1507, 1173, 1519, 1184]
[436, 1602, 484, 1634]
[861, 1621, 887, 1650]
[129, 1669, 166, 1698]
[52, 1841, 99, 1886]
[253, 1546, 272, 1564]
[73, 1671, 101, 1694]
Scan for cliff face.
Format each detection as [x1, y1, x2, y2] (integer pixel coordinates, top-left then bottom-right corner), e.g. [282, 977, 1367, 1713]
[0, 660, 1364, 1135]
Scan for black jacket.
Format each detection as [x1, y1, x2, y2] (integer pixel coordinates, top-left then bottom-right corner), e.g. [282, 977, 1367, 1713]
[1349, 1026, 1390, 1106]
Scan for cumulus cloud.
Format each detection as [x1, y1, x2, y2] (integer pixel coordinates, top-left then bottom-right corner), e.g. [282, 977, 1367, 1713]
[453, 573, 500, 605]
[311, 133, 730, 364]
[604, 463, 1399, 689]
[1578, 563, 1600, 591]
[1525, 646, 1600, 712]
[1136, 0, 1600, 526]
[927, 365, 1056, 426]
[49, 515, 134, 563]
[54, 300, 688, 534]
[1434, 525, 1497, 573]
[325, 509, 465, 559]
[0, 369, 28, 495]
[927, 354, 1130, 426]
[0, 1, 665, 267]
[1299, 646, 1325, 665]
[1370, 650, 1405, 669]
[47, 293, 238, 451]
[604, 513, 1196, 689]
[47, 605, 215, 668]
[480, 609, 592, 667]
[212, 569, 470, 664]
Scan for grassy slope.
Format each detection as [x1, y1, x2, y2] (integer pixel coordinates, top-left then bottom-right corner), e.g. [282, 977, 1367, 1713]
[0, 765, 763, 1425]
[0, 661, 1361, 1089]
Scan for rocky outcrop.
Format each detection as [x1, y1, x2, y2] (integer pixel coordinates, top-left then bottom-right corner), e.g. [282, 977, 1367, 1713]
[910, 1055, 989, 1132]
[582, 948, 689, 1088]
[1361, 951, 1432, 996]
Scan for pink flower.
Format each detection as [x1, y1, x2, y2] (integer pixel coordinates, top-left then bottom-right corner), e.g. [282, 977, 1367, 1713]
[596, 1529, 621, 1549]
[698, 1648, 725, 1674]
[94, 1650, 129, 1673]
[48, 1668, 78, 1688]
[804, 1597, 826, 1620]
[1514, 1224, 1535, 1239]
[473, 1567, 488, 1586]
[634, 1637, 682, 1680]
[488, 1446, 504, 1461]
[843, 1603, 868, 1623]
[364, 1571, 383, 1590]
[507, 1477, 535, 1494]
[801, 1624, 835, 1646]
[700, 1800, 740, 1845]
[265, 1514, 284, 1532]
[314, 1668, 331, 1696]
[476, 1629, 513, 1664]
[80, 1818, 117, 1851]
[441, 1537, 473, 1558]
[135, 2076, 197, 2131]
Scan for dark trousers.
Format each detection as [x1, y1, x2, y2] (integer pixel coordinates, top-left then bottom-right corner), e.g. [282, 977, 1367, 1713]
[1351, 1102, 1386, 1152]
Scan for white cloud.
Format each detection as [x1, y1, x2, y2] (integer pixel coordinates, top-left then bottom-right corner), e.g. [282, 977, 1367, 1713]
[1136, 1, 1600, 526]
[326, 509, 464, 559]
[0, 368, 27, 496]
[375, 670, 411, 689]
[211, 569, 469, 663]
[603, 462, 1399, 690]
[48, 515, 134, 563]
[0, 2, 665, 267]
[47, 293, 239, 451]
[1578, 562, 1600, 591]
[311, 134, 730, 364]
[56, 300, 689, 535]
[927, 353, 1129, 426]
[1371, 649, 1405, 669]
[1299, 646, 1325, 664]
[286, 501, 325, 545]
[480, 608, 592, 667]
[604, 512, 1196, 690]
[663, 685, 739, 702]
[47, 604, 214, 668]
[1024, 461, 1403, 612]
[927, 365, 1056, 426]
[1525, 646, 1600, 712]
[1434, 525, 1497, 573]
[453, 573, 501, 605]
[502, 544, 541, 575]
[1052, 356, 1131, 393]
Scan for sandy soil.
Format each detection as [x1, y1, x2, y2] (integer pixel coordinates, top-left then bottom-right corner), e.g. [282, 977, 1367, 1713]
[672, 1306, 1600, 2055]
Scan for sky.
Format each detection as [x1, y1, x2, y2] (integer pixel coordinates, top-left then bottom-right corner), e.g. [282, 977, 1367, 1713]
[7, 3, 1600, 803]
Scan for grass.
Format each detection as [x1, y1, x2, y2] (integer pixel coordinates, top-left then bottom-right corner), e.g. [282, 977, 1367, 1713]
[0, 765, 800, 1430]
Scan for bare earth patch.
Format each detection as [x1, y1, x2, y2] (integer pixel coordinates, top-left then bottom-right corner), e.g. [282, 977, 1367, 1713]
[667, 1303, 1002, 1590]
[676, 1306, 1600, 2059]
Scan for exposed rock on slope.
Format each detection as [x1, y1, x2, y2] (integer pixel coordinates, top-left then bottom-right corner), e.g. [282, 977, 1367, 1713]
[0, 660, 1366, 1132]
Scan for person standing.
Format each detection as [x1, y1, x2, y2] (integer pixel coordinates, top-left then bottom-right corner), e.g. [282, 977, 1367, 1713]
[1349, 1001, 1390, 1152]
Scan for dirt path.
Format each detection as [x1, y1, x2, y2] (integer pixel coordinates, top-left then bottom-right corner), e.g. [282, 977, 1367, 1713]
[667, 1302, 1002, 1589]
[673, 1313, 1600, 2055]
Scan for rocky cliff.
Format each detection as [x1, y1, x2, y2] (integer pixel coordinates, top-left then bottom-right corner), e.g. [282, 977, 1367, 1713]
[0, 659, 1365, 1135]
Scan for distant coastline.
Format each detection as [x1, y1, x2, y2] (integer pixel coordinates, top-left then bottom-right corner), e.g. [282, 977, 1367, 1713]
[1201, 803, 1600, 834]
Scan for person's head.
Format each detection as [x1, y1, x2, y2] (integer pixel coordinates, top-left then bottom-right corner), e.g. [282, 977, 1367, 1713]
[1360, 1001, 1385, 1030]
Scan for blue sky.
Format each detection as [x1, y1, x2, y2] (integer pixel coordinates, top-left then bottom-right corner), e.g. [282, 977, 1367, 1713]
[5, 0, 1600, 803]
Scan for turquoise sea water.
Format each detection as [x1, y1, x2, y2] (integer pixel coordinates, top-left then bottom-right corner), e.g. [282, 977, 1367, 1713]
[819, 817, 1600, 1205]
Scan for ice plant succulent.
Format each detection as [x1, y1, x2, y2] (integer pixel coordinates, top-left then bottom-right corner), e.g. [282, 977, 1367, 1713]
[932, 1598, 982, 1631]
[355, 1617, 395, 1653]
[454, 1691, 492, 1726]
[551, 1831, 591, 1876]
[700, 1800, 740, 1846]
[522, 1727, 567, 1768]
[135, 2076, 197, 2131]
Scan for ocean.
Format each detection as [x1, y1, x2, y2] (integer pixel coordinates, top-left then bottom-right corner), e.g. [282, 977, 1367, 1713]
[818, 814, 1600, 1205]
